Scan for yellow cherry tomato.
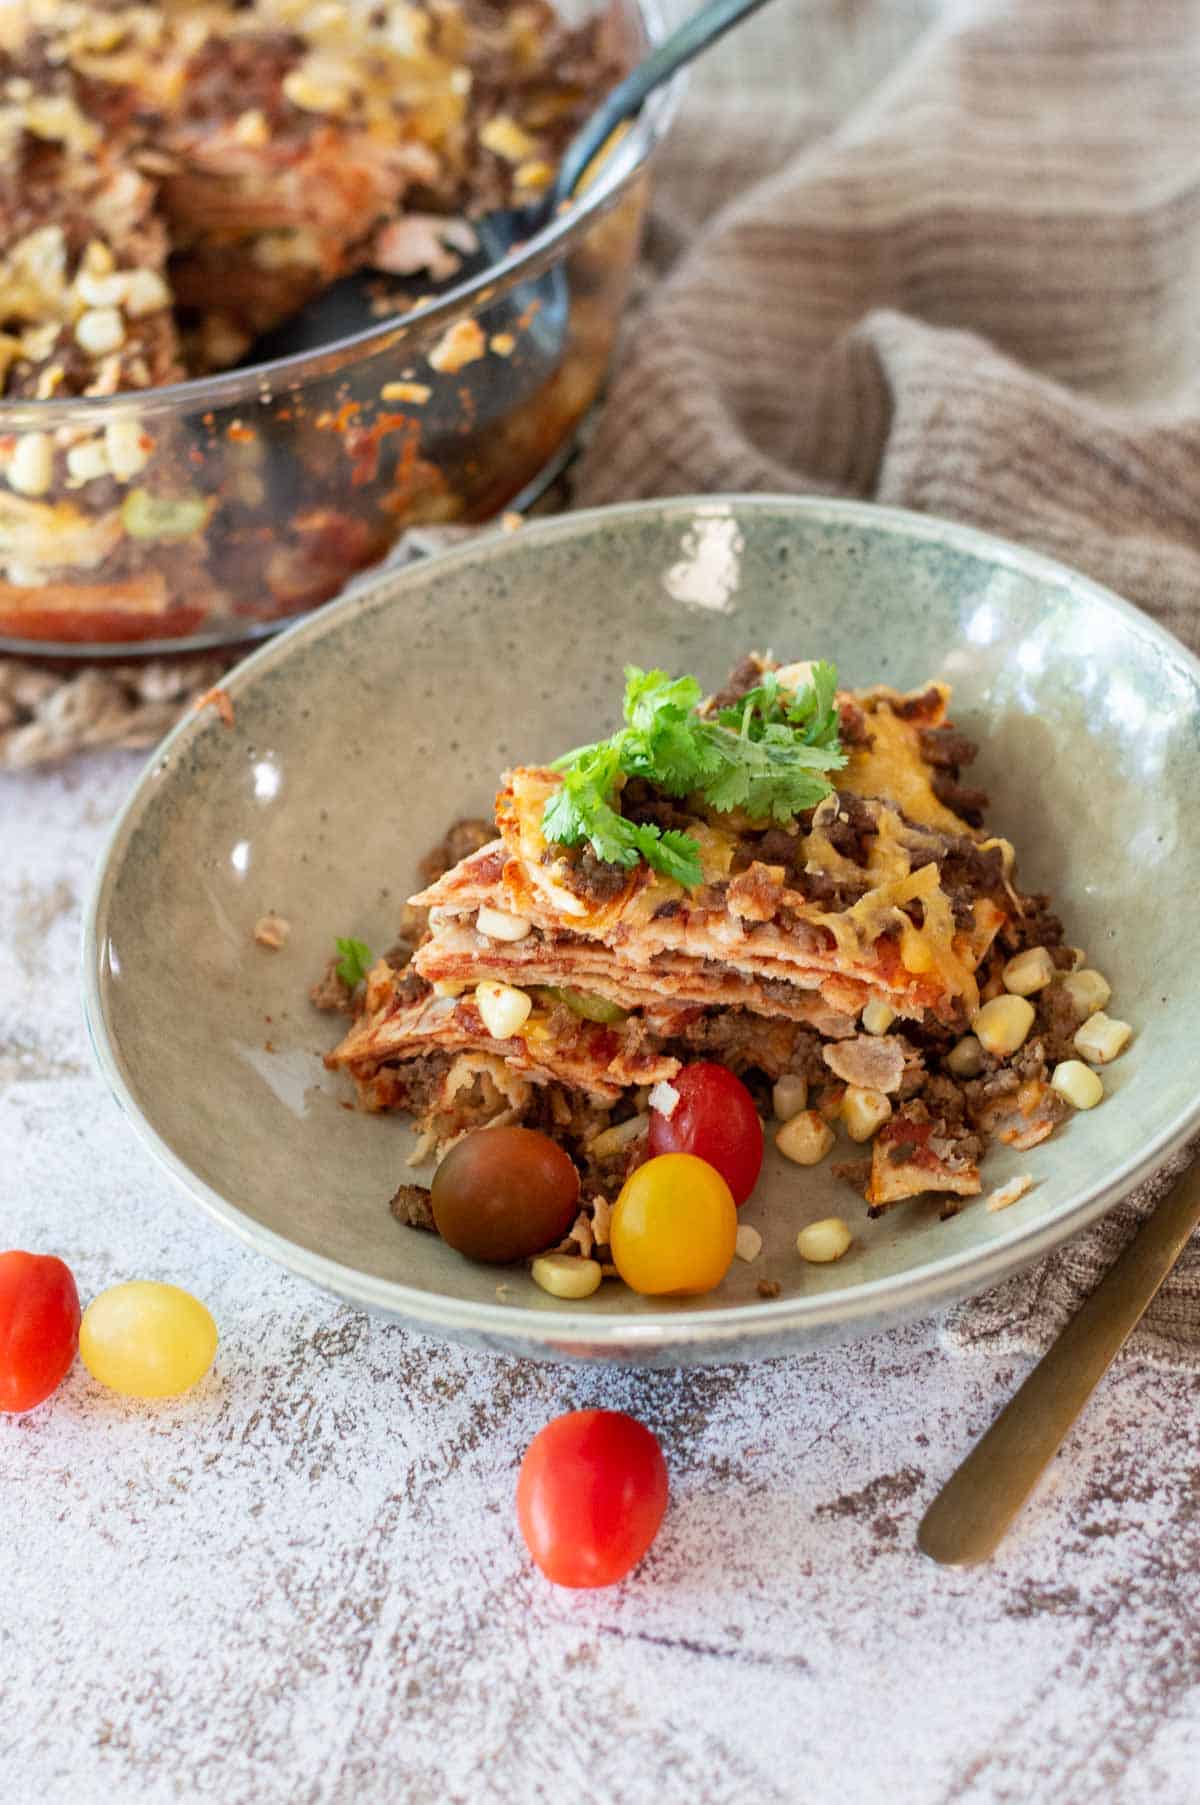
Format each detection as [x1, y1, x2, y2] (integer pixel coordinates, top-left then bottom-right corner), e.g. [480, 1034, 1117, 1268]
[79, 1281, 217, 1399]
[610, 1153, 737, 1297]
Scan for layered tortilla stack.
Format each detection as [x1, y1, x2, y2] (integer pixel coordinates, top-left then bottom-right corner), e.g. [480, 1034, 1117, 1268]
[326, 658, 1086, 1215]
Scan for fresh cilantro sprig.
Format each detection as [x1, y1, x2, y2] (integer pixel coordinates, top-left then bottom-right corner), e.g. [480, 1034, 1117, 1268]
[715, 661, 841, 747]
[543, 661, 845, 888]
[335, 936, 374, 988]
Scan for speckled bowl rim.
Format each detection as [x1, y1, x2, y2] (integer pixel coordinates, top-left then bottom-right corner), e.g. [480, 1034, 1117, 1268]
[83, 496, 1200, 1356]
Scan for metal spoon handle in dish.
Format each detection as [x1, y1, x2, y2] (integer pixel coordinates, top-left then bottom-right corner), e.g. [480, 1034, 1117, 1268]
[918, 1155, 1200, 1567]
[549, 0, 781, 214]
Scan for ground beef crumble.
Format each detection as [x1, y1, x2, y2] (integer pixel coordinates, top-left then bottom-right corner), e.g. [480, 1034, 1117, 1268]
[705, 654, 766, 713]
[551, 845, 631, 904]
[1002, 892, 1070, 959]
[931, 773, 989, 828]
[1034, 983, 1086, 1062]
[621, 779, 698, 836]
[389, 1184, 436, 1232]
[309, 957, 354, 1014]
[418, 817, 494, 887]
[823, 792, 879, 865]
[836, 698, 872, 746]
[832, 1158, 872, 1197]
[918, 726, 979, 769]
[883, 685, 944, 722]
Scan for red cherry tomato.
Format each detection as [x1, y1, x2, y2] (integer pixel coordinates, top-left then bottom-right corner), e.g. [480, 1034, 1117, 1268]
[0, 1251, 81, 1414]
[517, 1409, 669, 1588]
[647, 1062, 764, 1206]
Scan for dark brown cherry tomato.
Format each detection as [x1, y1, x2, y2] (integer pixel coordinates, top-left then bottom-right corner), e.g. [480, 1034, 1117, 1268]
[517, 1409, 669, 1588]
[431, 1126, 581, 1264]
[0, 1250, 81, 1414]
[647, 1062, 764, 1206]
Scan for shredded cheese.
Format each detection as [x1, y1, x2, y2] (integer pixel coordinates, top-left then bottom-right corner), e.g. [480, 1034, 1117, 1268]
[840, 700, 966, 833]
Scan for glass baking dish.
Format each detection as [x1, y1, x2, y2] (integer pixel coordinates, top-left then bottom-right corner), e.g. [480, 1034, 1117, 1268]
[0, 0, 679, 657]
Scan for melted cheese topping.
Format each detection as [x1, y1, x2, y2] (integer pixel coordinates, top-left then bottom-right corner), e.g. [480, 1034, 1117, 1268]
[505, 768, 594, 919]
[841, 699, 966, 834]
[805, 804, 982, 1009]
[498, 669, 998, 1014]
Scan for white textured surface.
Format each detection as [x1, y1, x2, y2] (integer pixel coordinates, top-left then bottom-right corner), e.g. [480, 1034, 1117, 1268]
[5, 10, 1200, 1793]
[6, 757, 1200, 1805]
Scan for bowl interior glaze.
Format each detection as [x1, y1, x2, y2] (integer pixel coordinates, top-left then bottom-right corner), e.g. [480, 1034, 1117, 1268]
[85, 498, 1200, 1364]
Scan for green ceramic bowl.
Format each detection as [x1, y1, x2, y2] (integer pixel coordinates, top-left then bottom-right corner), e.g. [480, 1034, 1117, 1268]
[83, 498, 1200, 1365]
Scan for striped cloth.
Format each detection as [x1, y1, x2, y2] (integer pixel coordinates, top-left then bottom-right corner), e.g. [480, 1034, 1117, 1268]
[578, 0, 1200, 1364]
[577, 0, 1200, 651]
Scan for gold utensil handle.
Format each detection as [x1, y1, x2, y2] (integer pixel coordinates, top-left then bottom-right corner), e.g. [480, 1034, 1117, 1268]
[918, 1158, 1200, 1566]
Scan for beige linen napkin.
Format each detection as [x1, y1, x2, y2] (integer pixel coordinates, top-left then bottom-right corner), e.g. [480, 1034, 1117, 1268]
[576, 0, 1200, 1365]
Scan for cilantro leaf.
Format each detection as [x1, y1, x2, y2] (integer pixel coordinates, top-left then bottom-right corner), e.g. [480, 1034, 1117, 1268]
[638, 826, 703, 888]
[623, 665, 704, 733]
[335, 936, 374, 988]
[543, 752, 702, 885]
[541, 657, 846, 889]
[716, 660, 842, 749]
[787, 659, 841, 744]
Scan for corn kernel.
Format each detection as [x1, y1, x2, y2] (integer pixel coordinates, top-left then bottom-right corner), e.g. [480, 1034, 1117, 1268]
[104, 416, 150, 481]
[972, 994, 1036, 1058]
[474, 980, 531, 1040]
[75, 268, 128, 308]
[772, 1073, 808, 1122]
[429, 317, 486, 373]
[796, 1217, 852, 1264]
[1002, 946, 1056, 996]
[861, 998, 895, 1035]
[1060, 969, 1111, 1018]
[75, 307, 124, 356]
[514, 157, 554, 191]
[8, 430, 53, 496]
[775, 1111, 835, 1166]
[776, 660, 815, 694]
[1051, 1060, 1104, 1109]
[81, 239, 115, 276]
[232, 107, 270, 147]
[380, 380, 432, 404]
[1073, 1012, 1131, 1065]
[946, 1034, 985, 1078]
[479, 114, 538, 163]
[842, 1086, 892, 1143]
[530, 1254, 602, 1300]
[123, 269, 171, 318]
[282, 65, 351, 113]
[65, 437, 110, 483]
[475, 905, 531, 942]
[734, 1224, 762, 1263]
